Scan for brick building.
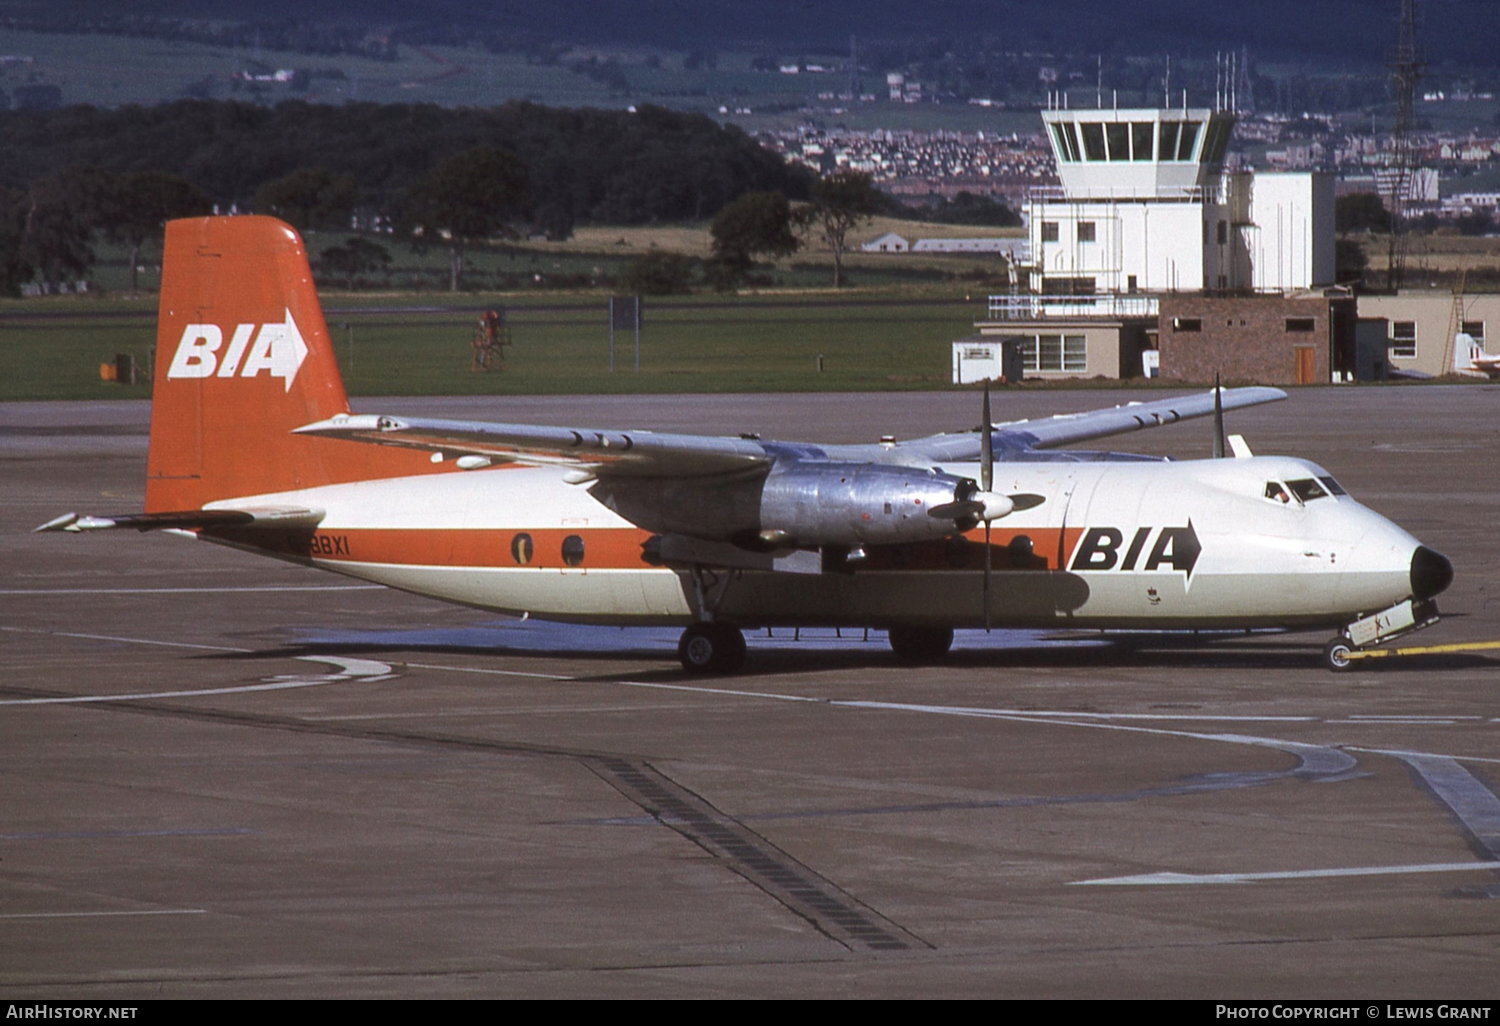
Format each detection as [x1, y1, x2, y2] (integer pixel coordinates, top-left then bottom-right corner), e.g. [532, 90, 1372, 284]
[1157, 292, 1357, 385]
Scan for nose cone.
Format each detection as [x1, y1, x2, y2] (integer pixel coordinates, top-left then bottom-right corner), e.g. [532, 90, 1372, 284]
[1411, 546, 1454, 600]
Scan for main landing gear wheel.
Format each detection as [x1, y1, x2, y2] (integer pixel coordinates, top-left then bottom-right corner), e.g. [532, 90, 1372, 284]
[677, 622, 747, 675]
[1323, 637, 1355, 673]
[887, 625, 955, 663]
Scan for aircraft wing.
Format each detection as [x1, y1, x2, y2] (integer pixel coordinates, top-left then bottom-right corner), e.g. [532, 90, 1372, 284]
[299, 388, 1285, 477]
[887, 386, 1287, 463]
[294, 414, 773, 478]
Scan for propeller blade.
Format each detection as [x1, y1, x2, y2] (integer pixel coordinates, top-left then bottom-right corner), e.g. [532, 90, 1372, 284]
[983, 518, 992, 632]
[1212, 373, 1226, 459]
[980, 380, 994, 493]
[981, 381, 994, 631]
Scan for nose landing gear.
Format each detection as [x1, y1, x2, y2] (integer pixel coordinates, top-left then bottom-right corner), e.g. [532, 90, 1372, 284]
[1323, 597, 1441, 672]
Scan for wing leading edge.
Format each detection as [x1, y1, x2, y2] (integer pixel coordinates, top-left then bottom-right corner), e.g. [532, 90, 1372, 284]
[293, 387, 1286, 479]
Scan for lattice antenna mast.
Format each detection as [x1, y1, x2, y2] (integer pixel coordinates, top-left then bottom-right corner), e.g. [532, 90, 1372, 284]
[1386, 0, 1423, 291]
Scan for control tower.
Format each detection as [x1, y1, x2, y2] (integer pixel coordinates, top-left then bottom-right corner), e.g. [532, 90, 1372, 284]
[1043, 106, 1235, 200]
[1021, 102, 1332, 300]
[977, 101, 1339, 383]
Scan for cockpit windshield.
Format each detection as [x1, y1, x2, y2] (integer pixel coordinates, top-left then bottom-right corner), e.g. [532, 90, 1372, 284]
[1287, 478, 1329, 502]
[1265, 476, 1344, 505]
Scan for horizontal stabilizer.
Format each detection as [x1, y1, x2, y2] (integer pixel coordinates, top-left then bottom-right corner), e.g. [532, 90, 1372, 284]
[35, 506, 325, 534]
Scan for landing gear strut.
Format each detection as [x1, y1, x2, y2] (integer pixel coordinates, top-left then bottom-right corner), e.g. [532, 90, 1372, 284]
[678, 621, 747, 675]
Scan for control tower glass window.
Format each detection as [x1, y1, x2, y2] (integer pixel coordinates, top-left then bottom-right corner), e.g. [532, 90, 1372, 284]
[1159, 121, 1180, 160]
[1051, 122, 1080, 162]
[1105, 123, 1129, 161]
[1176, 121, 1201, 160]
[1131, 122, 1154, 160]
[1080, 122, 1106, 161]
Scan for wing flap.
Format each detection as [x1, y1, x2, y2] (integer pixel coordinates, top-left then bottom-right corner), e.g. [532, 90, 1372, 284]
[294, 414, 771, 478]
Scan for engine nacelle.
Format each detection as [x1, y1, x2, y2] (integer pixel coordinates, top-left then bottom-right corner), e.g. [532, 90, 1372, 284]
[758, 462, 976, 547]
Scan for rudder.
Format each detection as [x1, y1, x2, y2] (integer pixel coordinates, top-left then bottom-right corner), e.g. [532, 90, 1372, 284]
[145, 216, 430, 511]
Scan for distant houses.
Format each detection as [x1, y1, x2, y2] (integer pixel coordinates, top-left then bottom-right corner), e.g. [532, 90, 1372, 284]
[860, 233, 1028, 261]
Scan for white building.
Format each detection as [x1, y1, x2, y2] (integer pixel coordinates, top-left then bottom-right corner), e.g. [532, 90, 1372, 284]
[1028, 106, 1334, 304]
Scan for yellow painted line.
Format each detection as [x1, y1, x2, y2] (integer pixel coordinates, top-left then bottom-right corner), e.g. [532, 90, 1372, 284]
[1346, 639, 1500, 661]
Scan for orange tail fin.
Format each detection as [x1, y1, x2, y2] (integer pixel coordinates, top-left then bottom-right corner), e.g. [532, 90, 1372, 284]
[145, 216, 432, 512]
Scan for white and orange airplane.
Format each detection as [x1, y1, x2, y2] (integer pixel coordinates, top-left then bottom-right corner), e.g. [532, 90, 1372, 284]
[40, 216, 1453, 672]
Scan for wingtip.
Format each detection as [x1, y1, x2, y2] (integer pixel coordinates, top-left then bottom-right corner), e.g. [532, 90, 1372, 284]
[33, 512, 81, 533]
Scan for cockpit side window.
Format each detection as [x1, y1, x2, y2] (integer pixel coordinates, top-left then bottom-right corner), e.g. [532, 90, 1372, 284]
[1264, 481, 1292, 504]
[1319, 476, 1347, 496]
[1287, 478, 1329, 502]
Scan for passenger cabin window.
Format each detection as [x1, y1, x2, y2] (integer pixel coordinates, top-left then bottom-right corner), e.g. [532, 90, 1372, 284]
[511, 533, 534, 565]
[561, 534, 585, 566]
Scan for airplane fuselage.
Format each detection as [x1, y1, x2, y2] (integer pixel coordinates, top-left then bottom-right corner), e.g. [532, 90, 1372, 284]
[199, 453, 1438, 633]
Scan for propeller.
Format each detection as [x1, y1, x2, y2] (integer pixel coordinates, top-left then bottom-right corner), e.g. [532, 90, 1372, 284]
[1212, 373, 1226, 459]
[981, 380, 994, 631]
[926, 380, 1046, 630]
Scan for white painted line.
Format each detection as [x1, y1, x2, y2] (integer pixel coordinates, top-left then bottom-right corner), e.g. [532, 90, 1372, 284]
[0, 649, 395, 705]
[1073, 861, 1500, 886]
[0, 586, 384, 595]
[0, 909, 209, 919]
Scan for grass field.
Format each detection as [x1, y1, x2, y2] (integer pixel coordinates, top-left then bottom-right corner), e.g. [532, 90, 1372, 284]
[0, 290, 987, 402]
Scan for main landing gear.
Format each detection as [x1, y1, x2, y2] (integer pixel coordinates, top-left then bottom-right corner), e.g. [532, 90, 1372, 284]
[677, 621, 747, 675]
[887, 625, 954, 663]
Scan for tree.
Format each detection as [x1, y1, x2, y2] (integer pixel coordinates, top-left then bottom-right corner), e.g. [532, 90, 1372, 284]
[401, 148, 528, 292]
[318, 237, 392, 289]
[709, 190, 800, 289]
[0, 185, 33, 296]
[100, 171, 211, 294]
[619, 251, 695, 295]
[1335, 193, 1391, 234]
[805, 170, 880, 288]
[20, 167, 109, 289]
[255, 167, 357, 233]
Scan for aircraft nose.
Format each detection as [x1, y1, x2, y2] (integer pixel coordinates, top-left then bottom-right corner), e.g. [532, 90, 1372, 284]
[1411, 546, 1453, 600]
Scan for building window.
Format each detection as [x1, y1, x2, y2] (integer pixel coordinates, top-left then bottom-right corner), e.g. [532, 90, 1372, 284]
[1216, 220, 1228, 244]
[1041, 221, 1059, 242]
[1390, 321, 1417, 359]
[1172, 317, 1202, 332]
[1080, 122, 1106, 161]
[1105, 122, 1129, 161]
[1131, 122, 1153, 161]
[1285, 318, 1316, 332]
[1024, 334, 1087, 372]
[1462, 320, 1485, 344]
[1050, 122, 1080, 162]
[1077, 221, 1097, 243]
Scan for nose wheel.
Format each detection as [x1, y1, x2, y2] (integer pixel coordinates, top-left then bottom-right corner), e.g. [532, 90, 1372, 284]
[678, 622, 747, 675]
[1323, 637, 1355, 672]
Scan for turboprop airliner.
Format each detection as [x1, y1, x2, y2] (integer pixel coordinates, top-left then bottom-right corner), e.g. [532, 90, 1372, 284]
[39, 216, 1453, 673]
